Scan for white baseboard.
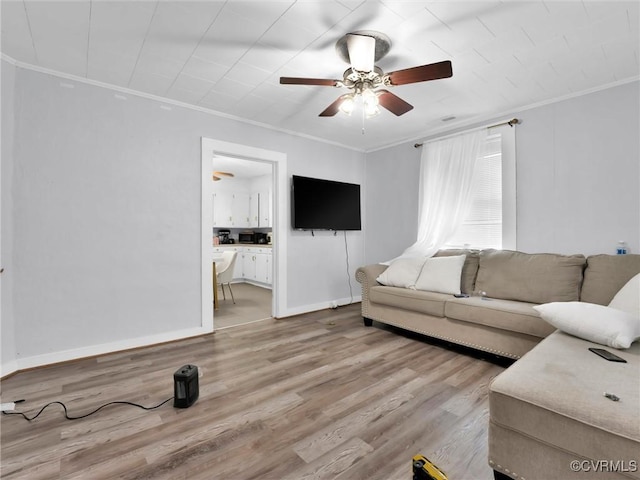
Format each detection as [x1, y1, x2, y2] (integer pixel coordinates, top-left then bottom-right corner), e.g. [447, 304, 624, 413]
[280, 295, 361, 318]
[244, 281, 272, 290]
[7, 326, 212, 374]
[1, 360, 19, 378]
[2, 297, 362, 376]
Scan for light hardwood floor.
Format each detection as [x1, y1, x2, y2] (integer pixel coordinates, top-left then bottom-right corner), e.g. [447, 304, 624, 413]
[1, 304, 506, 480]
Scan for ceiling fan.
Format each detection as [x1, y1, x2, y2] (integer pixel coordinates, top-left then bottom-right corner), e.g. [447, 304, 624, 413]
[280, 31, 452, 117]
[212, 171, 234, 182]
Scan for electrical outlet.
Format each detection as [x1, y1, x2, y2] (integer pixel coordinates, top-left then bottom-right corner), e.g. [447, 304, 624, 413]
[1, 402, 16, 411]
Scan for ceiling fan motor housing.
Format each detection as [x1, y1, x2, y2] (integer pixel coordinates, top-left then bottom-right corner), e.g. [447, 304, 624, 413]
[335, 31, 392, 65]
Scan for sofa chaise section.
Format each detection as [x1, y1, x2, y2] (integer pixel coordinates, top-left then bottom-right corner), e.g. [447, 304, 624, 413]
[489, 330, 640, 480]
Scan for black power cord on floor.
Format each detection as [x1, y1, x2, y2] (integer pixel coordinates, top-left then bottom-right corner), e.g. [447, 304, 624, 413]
[343, 230, 354, 306]
[2, 397, 174, 421]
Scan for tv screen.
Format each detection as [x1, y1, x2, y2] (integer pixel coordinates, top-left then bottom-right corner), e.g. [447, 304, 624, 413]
[292, 175, 361, 231]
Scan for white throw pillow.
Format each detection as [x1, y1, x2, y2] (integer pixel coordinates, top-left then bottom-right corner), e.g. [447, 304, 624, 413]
[376, 257, 427, 289]
[608, 273, 640, 318]
[414, 254, 466, 295]
[533, 301, 640, 349]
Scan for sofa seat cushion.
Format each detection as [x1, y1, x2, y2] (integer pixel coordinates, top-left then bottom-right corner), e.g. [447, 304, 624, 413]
[369, 286, 449, 317]
[490, 331, 640, 472]
[445, 297, 556, 338]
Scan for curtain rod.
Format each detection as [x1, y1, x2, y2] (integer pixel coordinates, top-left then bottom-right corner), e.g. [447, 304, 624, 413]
[413, 118, 520, 148]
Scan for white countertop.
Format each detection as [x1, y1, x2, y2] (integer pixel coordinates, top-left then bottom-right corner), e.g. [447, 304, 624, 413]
[215, 243, 272, 248]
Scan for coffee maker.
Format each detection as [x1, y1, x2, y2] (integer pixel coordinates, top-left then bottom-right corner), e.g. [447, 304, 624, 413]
[217, 229, 232, 244]
[255, 232, 268, 244]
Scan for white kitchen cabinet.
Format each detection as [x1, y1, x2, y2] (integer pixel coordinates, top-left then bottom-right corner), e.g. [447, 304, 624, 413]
[213, 189, 272, 229]
[242, 251, 256, 280]
[212, 192, 233, 227]
[249, 193, 259, 228]
[258, 190, 271, 228]
[214, 246, 272, 286]
[213, 192, 254, 228]
[255, 252, 270, 284]
[241, 247, 272, 286]
[231, 193, 250, 228]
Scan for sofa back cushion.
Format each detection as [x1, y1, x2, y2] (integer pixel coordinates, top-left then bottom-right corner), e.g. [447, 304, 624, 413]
[581, 254, 640, 306]
[475, 249, 586, 304]
[434, 249, 479, 294]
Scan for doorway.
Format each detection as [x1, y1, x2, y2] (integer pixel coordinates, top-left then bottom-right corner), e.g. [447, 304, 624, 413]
[212, 155, 273, 329]
[200, 138, 287, 332]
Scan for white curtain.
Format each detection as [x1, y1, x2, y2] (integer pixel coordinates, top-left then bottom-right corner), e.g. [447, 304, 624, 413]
[392, 129, 488, 262]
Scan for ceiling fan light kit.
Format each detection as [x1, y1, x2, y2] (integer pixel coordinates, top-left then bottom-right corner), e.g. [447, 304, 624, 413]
[339, 94, 356, 115]
[280, 31, 453, 120]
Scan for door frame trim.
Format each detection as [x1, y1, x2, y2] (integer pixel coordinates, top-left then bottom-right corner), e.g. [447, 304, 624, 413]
[201, 138, 287, 330]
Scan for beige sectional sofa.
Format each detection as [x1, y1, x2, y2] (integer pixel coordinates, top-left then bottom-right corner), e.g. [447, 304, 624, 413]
[356, 249, 587, 359]
[356, 250, 640, 480]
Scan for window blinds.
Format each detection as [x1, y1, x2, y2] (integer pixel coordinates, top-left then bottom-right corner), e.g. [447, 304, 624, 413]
[445, 133, 503, 249]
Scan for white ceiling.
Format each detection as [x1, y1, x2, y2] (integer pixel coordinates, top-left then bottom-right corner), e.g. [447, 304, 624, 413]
[2, 1, 639, 151]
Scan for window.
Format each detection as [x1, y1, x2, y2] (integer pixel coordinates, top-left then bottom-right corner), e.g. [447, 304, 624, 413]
[444, 124, 516, 250]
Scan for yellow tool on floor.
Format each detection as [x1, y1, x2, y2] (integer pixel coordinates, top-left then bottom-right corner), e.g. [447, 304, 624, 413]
[412, 454, 448, 480]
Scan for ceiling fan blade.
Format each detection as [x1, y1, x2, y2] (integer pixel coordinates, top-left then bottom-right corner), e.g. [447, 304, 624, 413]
[280, 77, 339, 87]
[319, 95, 351, 117]
[387, 60, 453, 86]
[377, 90, 414, 116]
[347, 33, 375, 72]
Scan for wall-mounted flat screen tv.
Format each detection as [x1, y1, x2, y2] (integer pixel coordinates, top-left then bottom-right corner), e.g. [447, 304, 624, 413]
[292, 175, 361, 231]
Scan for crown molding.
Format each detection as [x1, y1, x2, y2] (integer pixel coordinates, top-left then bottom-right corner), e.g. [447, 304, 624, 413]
[1, 54, 365, 153]
[3, 54, 636, 155]
[1, 53, 18, 65]
[373, 75, 640, 153]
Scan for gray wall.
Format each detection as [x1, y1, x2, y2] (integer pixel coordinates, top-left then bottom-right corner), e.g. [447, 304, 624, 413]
[1, 61, 17, 372]
[516, 81, 639, 255]
[288, 148, 364, 309]
[363, 143, 421, 264]
[365, 81, 640, 263]
[3, 64, 364, 369]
